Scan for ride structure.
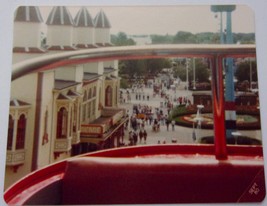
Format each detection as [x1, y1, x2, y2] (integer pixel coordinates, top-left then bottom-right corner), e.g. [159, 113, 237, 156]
[4, 44, 265, 205]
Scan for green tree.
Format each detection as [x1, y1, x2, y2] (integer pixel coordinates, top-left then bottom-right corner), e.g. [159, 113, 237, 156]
[146, 58, 172, 75]
[235, 59, 257, 82]
[111, 32, 136, 46]
[151, 34, 173, 44]
[173, 31, 196, 44]
[173, 58, 210, 82]
[119, 58, 172, 78]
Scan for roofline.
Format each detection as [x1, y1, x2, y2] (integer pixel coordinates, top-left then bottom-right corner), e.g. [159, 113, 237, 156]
[12, 44, 256, 81]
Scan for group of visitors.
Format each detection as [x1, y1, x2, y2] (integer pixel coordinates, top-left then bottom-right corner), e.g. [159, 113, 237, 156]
[121, 81, 193, 146]
[128, 129, 148, 145]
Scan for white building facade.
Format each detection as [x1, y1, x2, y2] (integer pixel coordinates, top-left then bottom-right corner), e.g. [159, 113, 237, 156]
[5, 6, 125, 190]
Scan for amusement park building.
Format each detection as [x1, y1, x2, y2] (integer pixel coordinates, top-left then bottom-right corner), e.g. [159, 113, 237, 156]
[5, 6, 126, 189]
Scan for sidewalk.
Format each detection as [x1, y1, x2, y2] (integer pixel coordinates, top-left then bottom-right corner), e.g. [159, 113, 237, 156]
[120, 83, 262, 145]
[120, 84, 213, 145]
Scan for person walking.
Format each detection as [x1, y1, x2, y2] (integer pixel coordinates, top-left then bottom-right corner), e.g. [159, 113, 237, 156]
[139, 130, 144, 143]
[171, 120, 175, 131]
[133, 131, 138, 145]
[166, 118, 170, 131]
[143, 130, 147, 144]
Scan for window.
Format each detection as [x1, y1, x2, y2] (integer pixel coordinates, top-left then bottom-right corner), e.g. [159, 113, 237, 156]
[7, 115, 14, 150]
[88, 88, 92, 99]
[83, 90, 87, 102]
[16, 114, 26, 149]
[105, 86, 112, 107]
[87, 102, 91, 118]
[82, 104, 86, 122]
[93, 86, 96, 97]
[57, 107, 68, 138]
[92, 100, 96, 116]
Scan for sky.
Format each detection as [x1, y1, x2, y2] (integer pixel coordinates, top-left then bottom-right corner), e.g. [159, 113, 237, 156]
[39, 5, 255, 35]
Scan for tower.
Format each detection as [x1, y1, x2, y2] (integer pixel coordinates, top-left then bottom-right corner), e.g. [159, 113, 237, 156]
[94, 9, 112, 46]
[74, 7, 96, 48]
[46, 6, 76, 51]
[13, 6, 45, 62]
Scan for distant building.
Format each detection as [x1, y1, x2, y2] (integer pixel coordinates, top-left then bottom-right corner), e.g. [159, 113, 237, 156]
[128, 34, 152, 45]
[6, 6, 126, 190]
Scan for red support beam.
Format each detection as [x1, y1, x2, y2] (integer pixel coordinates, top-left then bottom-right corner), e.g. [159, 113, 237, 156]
[211, 55, 228, 160]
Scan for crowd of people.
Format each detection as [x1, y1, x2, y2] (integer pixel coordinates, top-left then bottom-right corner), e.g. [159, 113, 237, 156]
[121, 81, 193, 146]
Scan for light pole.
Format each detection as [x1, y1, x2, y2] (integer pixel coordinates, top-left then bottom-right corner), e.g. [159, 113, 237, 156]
[193, 58, 196, 90]
[249, 58, 252, 91]
[231, 131, 241, 145]
[186, 58, 190, 106]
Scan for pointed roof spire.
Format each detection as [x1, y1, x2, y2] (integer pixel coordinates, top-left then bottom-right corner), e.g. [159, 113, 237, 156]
[46, 6, 74, 26]
[14, 6, 43, 22]
[74, 7, 94, 27]
[94, 9, 111, 28]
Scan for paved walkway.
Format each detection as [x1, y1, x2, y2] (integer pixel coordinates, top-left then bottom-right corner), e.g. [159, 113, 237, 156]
[120, 82, 262, 146]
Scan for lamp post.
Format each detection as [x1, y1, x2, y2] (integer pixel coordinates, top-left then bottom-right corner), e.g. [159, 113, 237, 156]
[231, 131, 241, 145]
[196, 104, 204, 129]
[249, 58, 252, 91]
[193, 58, 196, 90]
[186, 58, 190, 106]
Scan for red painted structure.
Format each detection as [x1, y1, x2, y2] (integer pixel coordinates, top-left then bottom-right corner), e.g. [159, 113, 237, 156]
[5, 44, 264, 204]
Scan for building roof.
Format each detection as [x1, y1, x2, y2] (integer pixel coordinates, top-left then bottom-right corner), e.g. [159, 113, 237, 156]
[83, 72, 101, 81]
[75, 44, 98, 49]
[67, 90, 82, 97]
[13, 47, 46, 53]
[74, 7, 94, 27]
[94, 10, 111, 28]
[14, 6, 43, 22]
[46, 45, 77, 51]
[104, 67, 116, 74]
[46, 6, 74, 26]
[10, 99, 30, 107]
[95, 42, 114, 47]
[54, 80, 80, 90]
[57, 93, 74, 100]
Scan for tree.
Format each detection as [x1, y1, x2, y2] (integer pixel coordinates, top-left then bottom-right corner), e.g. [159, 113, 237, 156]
[235, 59, 257, 82]
[111, 32, 136, 46]
[146, 58, 172, 76]
[173, 58, 210, 82]
[119, 58, 172, 78]
[151, 34, 173, 44]
[173, 31, 196, 44]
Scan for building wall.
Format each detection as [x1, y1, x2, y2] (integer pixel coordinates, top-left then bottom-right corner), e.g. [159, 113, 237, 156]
[55, 65, 84, 82]
[74, 27, 95, 45]
[84, 62, 104, 75]
[5, 73, 38, 189]
[37, 71, 55, 169]
[13, 22, 43, 48]
[6, 7, 118, 189]
[46, 25, 73, 46]
[95, 28, 110, 44]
